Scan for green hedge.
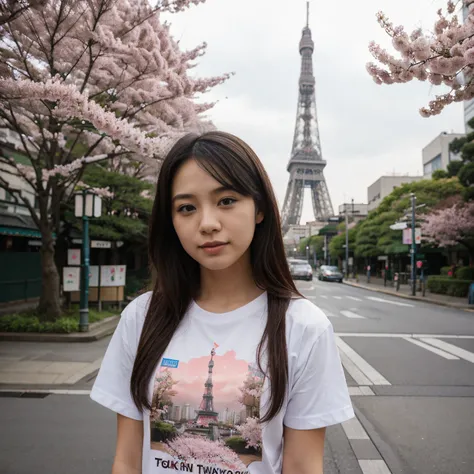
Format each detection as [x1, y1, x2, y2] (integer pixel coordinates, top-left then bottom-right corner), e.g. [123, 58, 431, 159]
[456, 266, 474, 280]
[0, 308, 116, 333]
[427, 276, 473, 297]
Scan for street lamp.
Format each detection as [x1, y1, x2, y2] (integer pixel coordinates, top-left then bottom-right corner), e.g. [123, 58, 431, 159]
[74, 189, 102, 332]
[410, 193, 416, 297]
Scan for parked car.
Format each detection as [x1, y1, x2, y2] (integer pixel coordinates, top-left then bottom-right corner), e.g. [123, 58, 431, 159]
[288, 259, 313, 281]
[317, 265, 343, 283]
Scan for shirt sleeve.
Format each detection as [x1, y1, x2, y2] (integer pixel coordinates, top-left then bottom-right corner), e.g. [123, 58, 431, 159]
[283, 322, 355, 430]
[90, 301, 143, 421]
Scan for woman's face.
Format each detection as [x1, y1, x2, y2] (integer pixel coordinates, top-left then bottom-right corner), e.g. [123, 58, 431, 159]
[171, 158, 264, 271]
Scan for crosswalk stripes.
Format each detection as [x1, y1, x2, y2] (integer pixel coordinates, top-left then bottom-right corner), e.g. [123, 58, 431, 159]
[336, 337, 391, 386]
[402, 337, 460, 360]
[346, 296, 362, 301]
[366, 296, 414, 307]
[340, 310, 365, 319]
[419, 338, 474, 363]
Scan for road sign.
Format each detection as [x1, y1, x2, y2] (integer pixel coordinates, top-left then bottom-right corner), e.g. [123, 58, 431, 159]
[416, 261, 423, 269]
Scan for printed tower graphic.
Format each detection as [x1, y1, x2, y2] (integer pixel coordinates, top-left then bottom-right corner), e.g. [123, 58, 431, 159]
[195, 348, 219, 426]
[281, 2, 334, 234]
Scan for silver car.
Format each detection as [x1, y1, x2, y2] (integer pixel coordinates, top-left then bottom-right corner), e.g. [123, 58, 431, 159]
[318, 265, 343, 283]
[288, 259, 313, 281]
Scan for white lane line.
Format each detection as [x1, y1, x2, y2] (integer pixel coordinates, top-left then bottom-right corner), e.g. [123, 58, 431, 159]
[358, 460, 392, 474]
[348, 386, 375, 396]
[402, 337, 460, 360]
[341, 310, 366, 319]
[366, 296, 414, 307]
[420, 338, 474, 364]
[0, 389, 91, 395]
[346, 296, 362, 301]
[336, 337, 391, 386]
[342, 417, 369, 440]
[333, 296, 342, 300]
[319, 295, 328, 299]
[336, 333, 474, 339]
[339, 352, 373, 385]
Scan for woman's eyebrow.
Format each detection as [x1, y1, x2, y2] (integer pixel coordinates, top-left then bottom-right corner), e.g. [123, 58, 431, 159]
[172, 185, 235, 203]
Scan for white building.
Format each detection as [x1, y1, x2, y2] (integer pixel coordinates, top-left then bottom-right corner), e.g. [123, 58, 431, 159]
[422, 132, 464, 178]
[368, 175, 423, 211]
[463, 4, 474, 131]
[338, 203, 368, 222]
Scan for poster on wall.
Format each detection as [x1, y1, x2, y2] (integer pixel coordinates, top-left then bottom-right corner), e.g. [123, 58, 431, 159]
[89, 266, 99, 287]
[63, 267, 80, 292]
[100, 265, 127, 287]
[67, 249, 81, 266]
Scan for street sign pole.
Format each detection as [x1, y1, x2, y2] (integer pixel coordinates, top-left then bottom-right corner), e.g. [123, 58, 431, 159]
[410, 193, 416, 296]
[345, 206, 349, 279]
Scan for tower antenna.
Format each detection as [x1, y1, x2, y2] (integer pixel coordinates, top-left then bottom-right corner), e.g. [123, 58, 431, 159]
[306, 1, 309, 27]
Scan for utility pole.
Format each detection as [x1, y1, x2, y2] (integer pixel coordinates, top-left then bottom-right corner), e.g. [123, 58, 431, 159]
[345, 204, 349, 278]
[410, 193, 416, 296]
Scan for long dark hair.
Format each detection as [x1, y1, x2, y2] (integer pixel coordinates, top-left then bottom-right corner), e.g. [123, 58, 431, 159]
[131, 131, 302, 423]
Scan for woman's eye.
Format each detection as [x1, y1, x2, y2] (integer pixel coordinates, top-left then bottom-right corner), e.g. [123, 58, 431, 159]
[220, 197, 237, 206]
[177, 204, 195, 213]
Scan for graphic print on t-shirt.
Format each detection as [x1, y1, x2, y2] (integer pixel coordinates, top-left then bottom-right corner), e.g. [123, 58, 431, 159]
[150, 343, 264, 473]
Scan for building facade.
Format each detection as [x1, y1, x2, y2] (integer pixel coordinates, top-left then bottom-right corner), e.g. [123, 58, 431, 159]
[368, 176, 423, 211]
[338, 203, 368, 222]
[422, 132, 463, 178]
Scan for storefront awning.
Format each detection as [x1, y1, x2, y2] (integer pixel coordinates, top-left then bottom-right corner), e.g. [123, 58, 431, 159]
[0, 225, 42, 238]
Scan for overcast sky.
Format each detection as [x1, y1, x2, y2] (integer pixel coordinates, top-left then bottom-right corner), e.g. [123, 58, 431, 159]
[162, 0, 464, 223]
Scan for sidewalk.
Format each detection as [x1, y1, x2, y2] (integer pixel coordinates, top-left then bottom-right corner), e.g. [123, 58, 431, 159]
[0, 317, 119, 389]
[344, 277, 474, 312]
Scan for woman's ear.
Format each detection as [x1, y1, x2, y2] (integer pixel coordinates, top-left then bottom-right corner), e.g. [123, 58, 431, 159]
[256, 211, 264, 224]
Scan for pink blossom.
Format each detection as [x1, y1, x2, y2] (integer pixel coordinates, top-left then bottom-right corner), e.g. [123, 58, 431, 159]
[165, 434, 245, 471]
[237, 417, 262, 451]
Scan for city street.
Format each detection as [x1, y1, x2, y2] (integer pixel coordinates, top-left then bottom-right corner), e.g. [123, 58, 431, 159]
[1, 281, 473, 474]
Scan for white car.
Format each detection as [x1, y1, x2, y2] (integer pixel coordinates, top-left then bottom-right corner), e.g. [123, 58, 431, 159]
[288, 259, 313, 281]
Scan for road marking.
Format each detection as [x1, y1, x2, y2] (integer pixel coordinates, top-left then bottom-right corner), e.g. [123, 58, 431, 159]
[402, 337, 460, 360]
[336, 337, 391, 385]
[420, 338, 474, 364]
[0, 389, 91, 395]
[335, 333, 474, 339]
[321, 308, 337, 318]
[348, 386, 375, 396]
[333, 296, 342, 300]
[339, 352, 373, 385]
[346, 296, 362, 301]
[341, 310, 365, 319]
[319, 295, 328, 299]
[358, 460, 392, 474]
[342, 417, 369, 439]
[366, 296, 414, 307]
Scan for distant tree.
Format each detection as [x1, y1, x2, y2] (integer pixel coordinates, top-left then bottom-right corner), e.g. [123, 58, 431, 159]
[422, 201, 474, 263]
[432, 169, 448, 180]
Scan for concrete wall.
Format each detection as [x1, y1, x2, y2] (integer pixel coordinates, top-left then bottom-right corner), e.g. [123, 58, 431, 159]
[422, 132, 464, 178]
[368, 176, 423, 211]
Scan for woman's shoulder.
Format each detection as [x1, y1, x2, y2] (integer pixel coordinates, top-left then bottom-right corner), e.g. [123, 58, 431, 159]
[285, 296, 331, 342]
[121, 291, 153, 324]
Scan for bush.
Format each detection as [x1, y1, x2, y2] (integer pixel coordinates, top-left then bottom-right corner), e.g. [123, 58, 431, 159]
[225, 436, 252, 454]
[427, 276, 473, 297]
[440, 266, 451, 276]
[455, 266, 474, 281]
[0, 308, 116, 333]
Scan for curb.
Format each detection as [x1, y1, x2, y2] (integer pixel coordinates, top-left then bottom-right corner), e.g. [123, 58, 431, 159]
[343, 281, 474, 312]
[0, 316, 119, 342]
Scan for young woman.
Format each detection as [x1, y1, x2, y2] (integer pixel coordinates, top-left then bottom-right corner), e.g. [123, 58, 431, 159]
[91, 131, 354, 474]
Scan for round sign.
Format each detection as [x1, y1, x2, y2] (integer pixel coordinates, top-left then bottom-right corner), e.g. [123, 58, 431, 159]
[367, 265, 371, 271]
[416, 260, 423, 269]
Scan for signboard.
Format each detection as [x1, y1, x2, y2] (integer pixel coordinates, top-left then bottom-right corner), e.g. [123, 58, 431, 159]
[91, 240, 112, 249]
[403, 228, 422, 245]
[100, 265, 126, 287]
[89, 265, 99, 287]
[67, 249, 81, 266]
[416, 261, 423, 269]
[63, 267, 80, 292]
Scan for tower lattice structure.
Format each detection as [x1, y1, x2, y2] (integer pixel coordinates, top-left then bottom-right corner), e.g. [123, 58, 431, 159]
[195, 348, 219, 427]
[281, 3, 334, 234]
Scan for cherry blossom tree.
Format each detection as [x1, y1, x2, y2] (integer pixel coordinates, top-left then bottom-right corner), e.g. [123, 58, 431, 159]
[366, 1, 474, 117]
[0, 0, 46, 26]
[237, 417, 262, 451]
[165, 434, 246, 471]
[238, 372, 263, 418]
[150, 370, 178, 423]
[0, 0, 230, 319]
[421, 201, 474, 263]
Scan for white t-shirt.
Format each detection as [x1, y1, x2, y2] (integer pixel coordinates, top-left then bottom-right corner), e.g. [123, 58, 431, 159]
[90, 291, 354, 474]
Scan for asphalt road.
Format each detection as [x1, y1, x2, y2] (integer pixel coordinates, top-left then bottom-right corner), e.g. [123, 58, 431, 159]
[1, 280, 473, 474]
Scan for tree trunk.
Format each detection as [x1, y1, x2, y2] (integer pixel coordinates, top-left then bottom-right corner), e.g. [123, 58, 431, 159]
[37, 230, 61, 321]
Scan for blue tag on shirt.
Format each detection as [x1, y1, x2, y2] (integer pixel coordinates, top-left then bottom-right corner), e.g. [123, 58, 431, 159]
[161, 358, 179, 369]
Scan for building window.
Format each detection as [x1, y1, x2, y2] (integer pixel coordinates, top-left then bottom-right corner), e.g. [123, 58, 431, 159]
[425, 154, 442, 175]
